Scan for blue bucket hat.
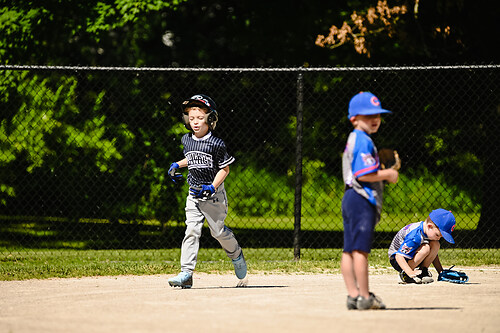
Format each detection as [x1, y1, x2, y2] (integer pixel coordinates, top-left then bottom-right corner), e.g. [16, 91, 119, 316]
[348, 92, 392, 119]
[429, 208, 456, 244]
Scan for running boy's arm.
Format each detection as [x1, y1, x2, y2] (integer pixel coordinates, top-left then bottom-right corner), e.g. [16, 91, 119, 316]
[395, 254, 421, 277]
[358, 168, 398, 183]
[212, 165, 230, 190]
[175, 158, 188, 168]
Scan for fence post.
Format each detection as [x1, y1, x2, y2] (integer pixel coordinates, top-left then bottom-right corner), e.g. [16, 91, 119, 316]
[293, 71, 304, 261]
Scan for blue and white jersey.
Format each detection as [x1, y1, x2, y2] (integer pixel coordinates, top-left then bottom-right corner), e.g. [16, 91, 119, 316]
[342, 129, 384, 221]
[182, 132, 235, 188]
[388, 221, 429, 259]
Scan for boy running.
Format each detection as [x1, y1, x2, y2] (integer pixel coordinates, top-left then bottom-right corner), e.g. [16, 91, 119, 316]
[167, 94, 247, 288]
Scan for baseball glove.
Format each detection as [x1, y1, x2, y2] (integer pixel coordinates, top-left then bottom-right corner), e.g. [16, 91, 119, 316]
[438, 265, 469, 284]
[378, 148, 401, 171]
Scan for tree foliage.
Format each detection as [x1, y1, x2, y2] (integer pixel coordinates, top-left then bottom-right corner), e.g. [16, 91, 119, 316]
[0, 0, 497, 233]
[1, 0, 497, 67]
[315, 1, 408, 58]
[0, 70, 133, 205]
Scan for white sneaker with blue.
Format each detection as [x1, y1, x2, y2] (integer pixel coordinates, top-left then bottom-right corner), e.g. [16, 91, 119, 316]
[168, 271, 193, 289]
[232, 252, 248, 287]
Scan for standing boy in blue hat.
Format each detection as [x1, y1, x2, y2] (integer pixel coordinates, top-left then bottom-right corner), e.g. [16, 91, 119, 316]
[388, 208, 456, 284]
[341, 91, 399, 310]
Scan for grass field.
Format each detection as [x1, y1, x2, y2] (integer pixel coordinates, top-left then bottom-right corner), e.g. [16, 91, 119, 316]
[0, 209, 492, 282]
[223, 212, 481, 232]
[1, 208, 482, 233]
[1, 247, 498, 281]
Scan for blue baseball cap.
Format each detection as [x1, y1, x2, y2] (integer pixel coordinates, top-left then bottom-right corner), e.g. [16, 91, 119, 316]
[429, 209, 456, 244]
[348, 92, 392, 119]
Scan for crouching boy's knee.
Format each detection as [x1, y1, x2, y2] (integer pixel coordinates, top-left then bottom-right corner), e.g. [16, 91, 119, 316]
[417, 243, 431, 256]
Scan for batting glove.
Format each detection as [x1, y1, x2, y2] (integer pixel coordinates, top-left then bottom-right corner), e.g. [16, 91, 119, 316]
[190, 184, 216, 199]
[168, 162, 183, 183]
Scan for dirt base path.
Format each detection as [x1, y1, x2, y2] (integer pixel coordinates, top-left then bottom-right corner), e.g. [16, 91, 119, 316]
[1, 268, 499, 333]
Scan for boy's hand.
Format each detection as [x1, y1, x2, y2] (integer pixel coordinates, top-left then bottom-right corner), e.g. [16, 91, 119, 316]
[379, 149, 401, 171]
[190, 184, 216, 199]
[407, 269, 423, 283]
[410, 269, 422, 278]
[168, 162, 183, 183]
[383, 169, 399, 183]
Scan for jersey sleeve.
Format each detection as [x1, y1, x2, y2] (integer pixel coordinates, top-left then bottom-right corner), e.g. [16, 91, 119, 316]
[215, 140, 235, 169]
[351, 134, 379, 179]
[394, 229, 423, 259]
[181, 134, 189, 155]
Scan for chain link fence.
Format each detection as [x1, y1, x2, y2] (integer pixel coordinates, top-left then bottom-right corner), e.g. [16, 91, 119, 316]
[1, 65, 499, 261]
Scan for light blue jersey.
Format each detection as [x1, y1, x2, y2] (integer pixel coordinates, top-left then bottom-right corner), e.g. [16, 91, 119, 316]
[342, 129, 384, 222]
[388, 221, 429, 259]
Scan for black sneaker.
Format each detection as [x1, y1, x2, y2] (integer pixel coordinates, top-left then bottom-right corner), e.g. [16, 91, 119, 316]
[416, 267, 434, 284]
[399, 270, 419, 284]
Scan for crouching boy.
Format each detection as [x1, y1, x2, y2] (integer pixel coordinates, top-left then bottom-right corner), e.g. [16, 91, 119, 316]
[388, 208, 456, 284]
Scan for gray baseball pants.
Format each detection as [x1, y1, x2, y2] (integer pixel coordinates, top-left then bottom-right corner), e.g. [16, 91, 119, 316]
[180, 184, 242, 274]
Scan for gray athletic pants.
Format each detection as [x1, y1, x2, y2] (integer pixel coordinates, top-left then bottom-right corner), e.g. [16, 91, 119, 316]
[180, 184, 242, 274]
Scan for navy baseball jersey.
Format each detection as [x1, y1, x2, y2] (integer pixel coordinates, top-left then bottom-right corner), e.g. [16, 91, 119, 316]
[342, 129, 384, 221]
[182, 132, 235, 187]
[388, 221, 429, 259]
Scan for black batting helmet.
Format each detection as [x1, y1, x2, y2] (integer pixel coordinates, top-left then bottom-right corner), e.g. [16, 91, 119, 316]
[181, 94, 218, 130]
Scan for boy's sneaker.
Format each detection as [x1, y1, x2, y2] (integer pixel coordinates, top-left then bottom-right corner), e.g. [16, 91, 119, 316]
[232, 251, 247, 280]
[399, 270, 433, 284]
[399, 271, 419, 284]
[168, 272, 193, 289]
[417, 267, 434, 284]
[356, 293, 386, 310]
[346, 295, 358, 310]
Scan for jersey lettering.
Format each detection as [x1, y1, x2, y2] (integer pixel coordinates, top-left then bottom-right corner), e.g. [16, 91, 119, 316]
[181, 132, 234, 187]
[186, 151, 213, 169]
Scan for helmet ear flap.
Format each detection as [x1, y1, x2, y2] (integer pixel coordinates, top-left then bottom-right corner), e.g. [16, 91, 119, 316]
[207, 110, 218, 130]
[182, 112, 191, 130]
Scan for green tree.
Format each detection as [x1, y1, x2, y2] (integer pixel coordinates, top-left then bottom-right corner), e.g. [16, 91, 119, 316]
[315, 0, 499, 64]
[0, 1, 189, 227]
[0, 70, 128, 203]
[314, 0, 499, 242]
[0, 0, 186, 66]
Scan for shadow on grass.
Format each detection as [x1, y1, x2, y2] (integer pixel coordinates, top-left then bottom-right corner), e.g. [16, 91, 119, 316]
[0, 217, 495, 250]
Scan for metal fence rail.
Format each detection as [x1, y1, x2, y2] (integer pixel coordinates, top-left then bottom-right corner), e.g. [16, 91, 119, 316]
[1, 65, 499, 261]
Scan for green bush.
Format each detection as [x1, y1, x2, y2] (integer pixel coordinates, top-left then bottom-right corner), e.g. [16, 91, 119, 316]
[227, 161, 480, 218]
[228, 165, 293, 217]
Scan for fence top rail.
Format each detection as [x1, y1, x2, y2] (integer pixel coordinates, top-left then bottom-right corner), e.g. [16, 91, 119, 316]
[1, 64, 499, 72]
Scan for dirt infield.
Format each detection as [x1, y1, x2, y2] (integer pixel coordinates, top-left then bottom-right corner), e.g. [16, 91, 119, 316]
[1, 268, 499, 333]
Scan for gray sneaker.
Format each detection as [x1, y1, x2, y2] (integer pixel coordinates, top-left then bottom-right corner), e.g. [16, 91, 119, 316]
[356, 293, 386, 310]
[168, 272, 193, 289]
[346, 295, 358, 310]
[232, 252, 247, 280]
